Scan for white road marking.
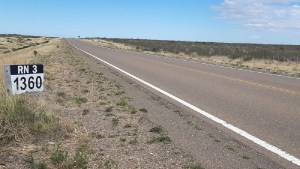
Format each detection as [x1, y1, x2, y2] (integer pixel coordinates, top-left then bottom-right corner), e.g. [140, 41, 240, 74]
[68, 40, 300, 166]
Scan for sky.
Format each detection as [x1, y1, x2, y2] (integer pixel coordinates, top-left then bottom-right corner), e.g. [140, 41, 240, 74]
[1, 0, 300, 44]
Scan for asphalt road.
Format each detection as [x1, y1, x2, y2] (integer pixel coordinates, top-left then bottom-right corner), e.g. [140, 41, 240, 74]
[68, 39, 300, 167]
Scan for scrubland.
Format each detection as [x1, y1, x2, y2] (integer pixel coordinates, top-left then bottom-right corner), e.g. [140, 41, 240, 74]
[84, 38, 300, 77]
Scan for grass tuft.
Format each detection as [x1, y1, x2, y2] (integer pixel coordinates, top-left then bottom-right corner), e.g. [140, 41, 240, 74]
[0, 92, 61, 144]
[112, 118, 119, 126]
[148, 135, 172, 144]
[105, 106, 113, 112]
[116, 98, 127, 107]
[74, 96, 88, 105]
[139, 108, 148, 113]
[149, 126, 163, 134]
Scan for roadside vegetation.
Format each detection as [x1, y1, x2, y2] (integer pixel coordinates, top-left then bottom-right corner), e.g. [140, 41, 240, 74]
[0, 35, 197, 168]
[84, 38, 300, 77]
[101, 38, 300, 62]
[0, 36, 63, 146]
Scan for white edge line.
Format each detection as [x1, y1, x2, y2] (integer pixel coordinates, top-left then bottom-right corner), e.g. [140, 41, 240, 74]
[67, 39, 300, 166]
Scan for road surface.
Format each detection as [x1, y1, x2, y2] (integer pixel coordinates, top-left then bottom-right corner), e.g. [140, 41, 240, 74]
[68, 39, 300, 168]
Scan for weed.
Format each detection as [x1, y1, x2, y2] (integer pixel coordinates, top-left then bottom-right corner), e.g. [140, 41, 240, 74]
[82, 89, 89, 94]
[57, 91, 66, 98]
[129, 138, 138, 145]
[214, 139, 221, 143]
[130, 108, 137, 114]
[90, 132, 105, 139]
[149, 126, 163, 134]
[225, 145, 235, 152]
[50, 145, 68, 166]
[124, 124, 132, 128]
[33, 50, 38, 56]
[139, 108, 148, 113]
[148, 135, 171, 144]
[82, 109, 90, 115]
[113, 88, 125, 96]
[112, 118, 119, 126]
[105, 106, 113, 112]
[117, 98, 127, 107]
[103, 158, 119, 169]
[41, 145, 49, 153]
[72, 151, 88, 169]
[105, 112, 115, 117]
[120, 138, 126, 142]
[24, 154, 35, 165]
[242, 155, 250, 160]
[74, 96, 88, 105]
[37, 161, 48, 169]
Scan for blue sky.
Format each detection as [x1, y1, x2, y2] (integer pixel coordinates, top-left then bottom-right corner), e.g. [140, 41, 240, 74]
[1, 0, 300, 44]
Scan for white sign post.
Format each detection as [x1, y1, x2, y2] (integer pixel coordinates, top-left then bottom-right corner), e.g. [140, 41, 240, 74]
[4, 64, 44, 94]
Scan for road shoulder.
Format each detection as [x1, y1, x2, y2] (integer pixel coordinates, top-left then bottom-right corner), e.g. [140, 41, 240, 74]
[71, 40, 284, 169]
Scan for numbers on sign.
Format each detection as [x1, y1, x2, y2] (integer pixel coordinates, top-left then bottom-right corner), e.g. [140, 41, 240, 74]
[13, 78, 19, 90]
[36, 76, 42, 89]
[13, 76, 43, 91]
[20, 77, 27, 90]
[32, 65, 37, 73]
[28, 76, 34, 89]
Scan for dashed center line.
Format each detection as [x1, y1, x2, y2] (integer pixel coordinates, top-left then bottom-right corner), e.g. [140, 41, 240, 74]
[158, 62, 300, 96]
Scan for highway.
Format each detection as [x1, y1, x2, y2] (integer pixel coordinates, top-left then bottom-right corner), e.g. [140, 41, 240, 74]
[68, 39, 300, 168]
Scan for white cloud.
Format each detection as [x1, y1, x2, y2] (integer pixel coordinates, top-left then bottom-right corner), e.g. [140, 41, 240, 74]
[214, 0, 300, 35]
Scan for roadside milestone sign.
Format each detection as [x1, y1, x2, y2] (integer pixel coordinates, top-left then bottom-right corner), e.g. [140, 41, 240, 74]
[4, 64, 44, 94]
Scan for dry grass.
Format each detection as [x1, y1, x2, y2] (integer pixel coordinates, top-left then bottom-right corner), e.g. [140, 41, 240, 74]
[0, 37, 65, 145]
[84, 38, 300, 77]
[82, 38, 135, 50]
[0, 37, 49, 54]
[0, 92, 61, 144]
